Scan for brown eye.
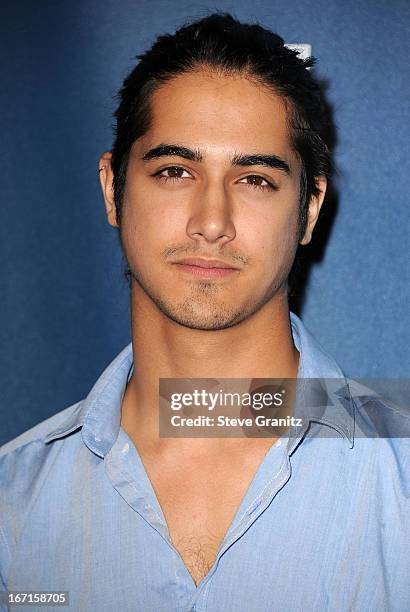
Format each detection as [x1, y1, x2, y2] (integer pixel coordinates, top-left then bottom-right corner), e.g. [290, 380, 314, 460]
[154, 166, 192, 181]
[239, 175, 276, 191]
[248, 176, 264, 186]
[165, 167, 184, 178]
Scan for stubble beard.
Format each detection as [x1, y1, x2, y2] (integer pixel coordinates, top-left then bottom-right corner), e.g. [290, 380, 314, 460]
[128, 264, 288, 332]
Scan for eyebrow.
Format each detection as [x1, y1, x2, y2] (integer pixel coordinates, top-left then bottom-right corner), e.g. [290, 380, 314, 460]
[141, 143, 291, 176]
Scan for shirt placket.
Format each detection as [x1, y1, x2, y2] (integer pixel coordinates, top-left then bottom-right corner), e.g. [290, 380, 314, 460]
[185, 437, 300, 612]
[105, 428, 198, 609]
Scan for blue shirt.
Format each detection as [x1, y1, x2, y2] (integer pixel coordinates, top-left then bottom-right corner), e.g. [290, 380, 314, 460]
[1, 312, 409, 611]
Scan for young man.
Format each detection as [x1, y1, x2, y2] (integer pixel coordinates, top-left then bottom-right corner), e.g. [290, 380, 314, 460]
[1, 13, 409, 612]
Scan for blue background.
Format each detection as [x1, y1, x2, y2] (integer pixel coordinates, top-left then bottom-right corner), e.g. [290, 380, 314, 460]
[1, 0, 409, 445]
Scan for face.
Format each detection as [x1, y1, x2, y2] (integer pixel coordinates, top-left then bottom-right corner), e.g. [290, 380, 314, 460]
[100, 69, 326, 331]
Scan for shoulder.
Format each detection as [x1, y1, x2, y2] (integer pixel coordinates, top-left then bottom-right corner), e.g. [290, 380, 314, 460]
[0, 401, 83, 458]
[0, 401, 85, 508]
[0, 401, 85, 576]
[0, 400, 86, 511]
[351, 379, 410, 440]
[351, 390, 410, 496]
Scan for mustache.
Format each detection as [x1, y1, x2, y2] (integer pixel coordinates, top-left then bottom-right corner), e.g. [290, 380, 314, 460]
[161, 245, 249, 266]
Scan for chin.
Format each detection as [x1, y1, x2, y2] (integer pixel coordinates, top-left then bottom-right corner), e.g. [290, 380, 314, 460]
[159, 296, 261, 331]
[168, 313, 246, 331]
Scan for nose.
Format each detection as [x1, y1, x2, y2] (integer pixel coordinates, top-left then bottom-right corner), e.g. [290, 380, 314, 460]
[185, 179, 236, 245]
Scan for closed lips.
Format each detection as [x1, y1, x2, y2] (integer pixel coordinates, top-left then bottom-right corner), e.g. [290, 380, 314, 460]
[173, 258, 239, 269]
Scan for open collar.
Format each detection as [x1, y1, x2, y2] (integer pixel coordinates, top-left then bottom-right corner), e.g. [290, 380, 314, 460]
[45, 312, 355, 455]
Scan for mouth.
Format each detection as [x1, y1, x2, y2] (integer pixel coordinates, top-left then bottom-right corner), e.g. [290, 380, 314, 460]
[171, 257, 240, 278]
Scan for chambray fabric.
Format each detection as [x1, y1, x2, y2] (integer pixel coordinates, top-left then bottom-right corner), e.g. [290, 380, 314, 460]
[1, 312, 409, 611]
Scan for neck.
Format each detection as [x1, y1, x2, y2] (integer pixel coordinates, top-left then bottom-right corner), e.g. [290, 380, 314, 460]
[120, 280, 299, 451]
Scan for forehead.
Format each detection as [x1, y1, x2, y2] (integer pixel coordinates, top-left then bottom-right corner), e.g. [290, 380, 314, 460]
[143, 69, 297, 164]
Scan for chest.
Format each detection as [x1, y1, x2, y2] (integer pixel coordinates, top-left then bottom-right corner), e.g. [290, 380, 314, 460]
[138, 441, 274, 586]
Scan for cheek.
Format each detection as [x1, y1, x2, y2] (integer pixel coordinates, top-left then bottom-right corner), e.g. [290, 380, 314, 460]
[120, 182, 186, 258]
[243, 201, 300, 265]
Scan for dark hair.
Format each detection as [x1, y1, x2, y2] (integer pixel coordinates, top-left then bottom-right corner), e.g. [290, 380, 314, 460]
[111, 12, 333, 282]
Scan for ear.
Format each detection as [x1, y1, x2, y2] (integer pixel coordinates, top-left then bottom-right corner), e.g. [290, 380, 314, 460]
[98, 151, 118, 228]
[299, 175, 327, 245]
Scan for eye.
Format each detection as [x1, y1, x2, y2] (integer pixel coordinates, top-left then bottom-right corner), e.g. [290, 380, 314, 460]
[238, 175, 277, 191]
[152, 166, 192, 182]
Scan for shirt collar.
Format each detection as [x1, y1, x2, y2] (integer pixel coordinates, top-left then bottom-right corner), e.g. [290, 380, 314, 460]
[45, 344, 134, 457]
[289, 312, 355, 448]
[44, 312, 355, 455]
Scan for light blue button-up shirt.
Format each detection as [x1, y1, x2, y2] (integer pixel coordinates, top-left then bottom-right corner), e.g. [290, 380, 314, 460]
[1, 312, 409, 611]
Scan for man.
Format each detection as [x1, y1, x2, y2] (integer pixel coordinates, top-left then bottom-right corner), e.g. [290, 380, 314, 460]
[1, 12, 409, 612]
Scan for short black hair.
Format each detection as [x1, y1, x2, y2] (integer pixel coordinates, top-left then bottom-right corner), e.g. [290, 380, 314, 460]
[111, 12, 334, 288]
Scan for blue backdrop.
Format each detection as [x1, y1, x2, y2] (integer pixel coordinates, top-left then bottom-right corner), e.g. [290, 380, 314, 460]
[1, 0, 409, 445]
